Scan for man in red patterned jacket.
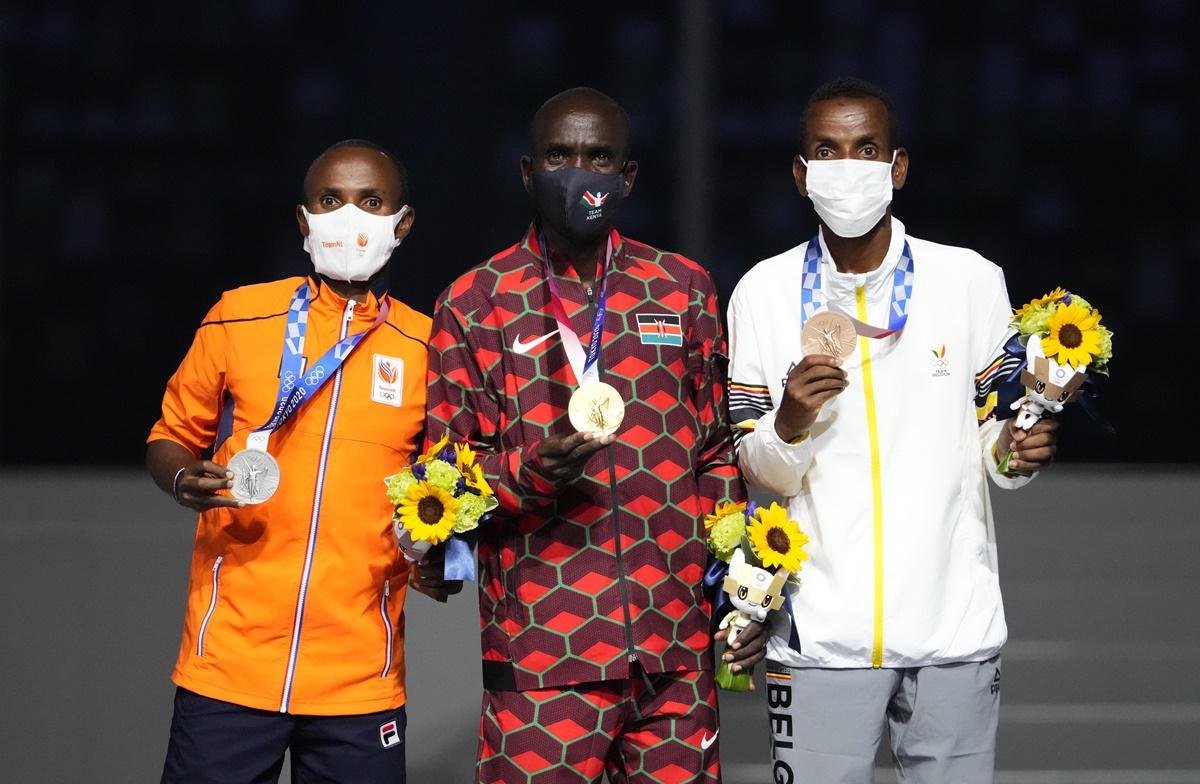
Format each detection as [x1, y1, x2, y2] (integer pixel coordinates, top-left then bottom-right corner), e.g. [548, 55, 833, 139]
[424, 87, 747, 783]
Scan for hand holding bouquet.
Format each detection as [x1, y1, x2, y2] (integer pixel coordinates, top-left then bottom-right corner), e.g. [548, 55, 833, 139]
[706, 500, 809, 691]
[385, 435, 497, 563]
[996, 289, 1113, 473]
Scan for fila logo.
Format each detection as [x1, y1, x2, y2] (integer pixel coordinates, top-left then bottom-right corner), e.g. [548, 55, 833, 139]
[372, 354, 404, 407]
[700, 729, 719, 750]
[379, 719, 401, 748]
[512, 330, 559, 355]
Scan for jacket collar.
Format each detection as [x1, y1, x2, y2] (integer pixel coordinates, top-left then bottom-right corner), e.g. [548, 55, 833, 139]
[521, 222, 626, 282]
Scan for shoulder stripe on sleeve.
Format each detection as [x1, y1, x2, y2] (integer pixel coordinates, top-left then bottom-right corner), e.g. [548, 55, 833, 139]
[729, 381, 772, 453]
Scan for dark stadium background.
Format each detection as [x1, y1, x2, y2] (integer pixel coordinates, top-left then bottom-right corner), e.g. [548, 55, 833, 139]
[2, 3, 1198, 783]
[1, 1, 1195, 464]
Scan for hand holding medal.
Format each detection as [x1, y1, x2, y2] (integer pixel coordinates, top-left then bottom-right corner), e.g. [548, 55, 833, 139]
[775, 235, 916, 441]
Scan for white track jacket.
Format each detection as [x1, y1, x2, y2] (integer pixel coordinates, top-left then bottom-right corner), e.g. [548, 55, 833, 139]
[728, 218, 1032, 669]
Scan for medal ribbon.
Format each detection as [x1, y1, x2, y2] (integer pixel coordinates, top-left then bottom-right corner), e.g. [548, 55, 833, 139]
[248, 281, 390, 450]
[800, 232, 914, 337]
[538, 231, 613, 387]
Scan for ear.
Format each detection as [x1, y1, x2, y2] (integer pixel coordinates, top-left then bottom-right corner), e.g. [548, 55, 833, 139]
[620, 159, 638, 197]
[792, 155, 809, 197]
[892, 147, 909, 191]
[296, 204, 310, 237]
[730, 548, 746, 569]
[520, 155, 533, 193]
[394, 206, 415, 241]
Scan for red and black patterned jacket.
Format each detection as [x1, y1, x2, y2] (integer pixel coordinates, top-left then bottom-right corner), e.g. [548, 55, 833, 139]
[426, 224, 744, 691]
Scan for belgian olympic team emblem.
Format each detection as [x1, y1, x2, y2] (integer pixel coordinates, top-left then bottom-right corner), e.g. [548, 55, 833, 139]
[931, 345, 950, 377]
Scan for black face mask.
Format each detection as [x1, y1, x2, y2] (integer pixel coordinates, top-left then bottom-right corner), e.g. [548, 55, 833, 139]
[530, 166, 625, 245]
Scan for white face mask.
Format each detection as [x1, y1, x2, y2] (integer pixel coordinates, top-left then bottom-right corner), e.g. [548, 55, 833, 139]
[800, 151, 896, 238]
[302, 204, 409, 282]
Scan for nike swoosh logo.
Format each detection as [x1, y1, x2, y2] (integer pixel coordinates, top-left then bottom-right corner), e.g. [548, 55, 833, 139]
[512, 330, 559, 354]
[700, 730, 718, 750]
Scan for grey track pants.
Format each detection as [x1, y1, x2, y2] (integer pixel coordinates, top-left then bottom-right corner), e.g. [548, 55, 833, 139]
[765, 656, 1001, 784]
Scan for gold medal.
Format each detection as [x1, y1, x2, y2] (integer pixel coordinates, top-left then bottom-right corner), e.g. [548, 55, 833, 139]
[801, 310, 857, 359]
[568, 381, 625, 437]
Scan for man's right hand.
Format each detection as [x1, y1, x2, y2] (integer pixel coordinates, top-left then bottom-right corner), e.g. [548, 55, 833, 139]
[536, 431, 615, 484]
[773, 355, 849, 442]
[175, 460, 246, 511]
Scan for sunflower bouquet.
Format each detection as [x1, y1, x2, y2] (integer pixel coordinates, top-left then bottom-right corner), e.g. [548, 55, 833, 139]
[385, 434, 497, 564]
[705, 500, 809, 691]
[994, 288, 1113, 473]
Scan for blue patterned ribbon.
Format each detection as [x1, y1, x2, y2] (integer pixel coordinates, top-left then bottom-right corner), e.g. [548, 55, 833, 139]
[254, 281, 390, 440]
[800, 232, 914, 333]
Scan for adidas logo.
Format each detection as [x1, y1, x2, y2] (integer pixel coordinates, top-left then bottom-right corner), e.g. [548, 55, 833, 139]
[990, 668, 1001, 695]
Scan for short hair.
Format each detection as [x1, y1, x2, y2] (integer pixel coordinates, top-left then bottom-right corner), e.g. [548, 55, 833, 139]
[801, 77, 899, 151]
[531, 87, 633, 162]
[302, 138, 410, 203]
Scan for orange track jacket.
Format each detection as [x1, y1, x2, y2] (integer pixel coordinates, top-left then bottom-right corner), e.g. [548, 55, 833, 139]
[148, 276, 429, 715]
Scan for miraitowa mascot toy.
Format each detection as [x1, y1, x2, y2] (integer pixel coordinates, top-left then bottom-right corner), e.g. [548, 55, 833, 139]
[719, 548, 789, 646]
[1011, 333, 1089, 431]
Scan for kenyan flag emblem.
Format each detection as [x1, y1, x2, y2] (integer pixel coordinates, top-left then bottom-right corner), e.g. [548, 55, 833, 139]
[580, 190, 610, 208]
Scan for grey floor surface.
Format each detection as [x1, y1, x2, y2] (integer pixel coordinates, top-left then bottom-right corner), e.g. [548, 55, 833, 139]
[1, 465, 1197, 783]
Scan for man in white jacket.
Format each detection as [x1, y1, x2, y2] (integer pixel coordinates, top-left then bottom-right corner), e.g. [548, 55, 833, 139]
[722, 77, 1059, 783]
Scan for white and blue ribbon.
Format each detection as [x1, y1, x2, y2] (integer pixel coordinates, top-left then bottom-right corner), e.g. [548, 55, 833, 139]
[252, 281, 389, 446]
[800, 233, 914, 337]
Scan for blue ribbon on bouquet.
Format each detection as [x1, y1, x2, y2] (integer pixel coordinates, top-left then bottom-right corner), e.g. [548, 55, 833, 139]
[442, 530, 479, 582]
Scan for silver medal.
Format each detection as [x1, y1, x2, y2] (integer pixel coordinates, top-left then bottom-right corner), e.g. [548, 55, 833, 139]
[227, 448, 281, 504]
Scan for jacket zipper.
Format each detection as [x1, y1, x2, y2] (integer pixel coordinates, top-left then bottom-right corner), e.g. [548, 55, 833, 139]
[280, 298, 355, 711]
[855, 285, 885, 668]
[196, 555, 224, 657]
[586, 282, 640, 671]
[379, 579, 394, 678]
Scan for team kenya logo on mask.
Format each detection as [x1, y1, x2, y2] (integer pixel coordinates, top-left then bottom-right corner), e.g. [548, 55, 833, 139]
[579, 190, 610, 221]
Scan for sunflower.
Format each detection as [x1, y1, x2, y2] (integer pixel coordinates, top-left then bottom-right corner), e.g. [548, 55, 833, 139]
[467, 463, 495, 498]
[746, 502, 809, 574]
[704, 501, 747, 532]
[454, 442, 477, 473]
[396, 482, 459, 545]
[1041, 302, 1103, 368]
[418, 433, 450, 464]
[1012, 287, 1068, 320]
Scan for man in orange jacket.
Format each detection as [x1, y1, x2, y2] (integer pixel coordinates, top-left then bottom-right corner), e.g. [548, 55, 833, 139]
[146, 139, 456, 783]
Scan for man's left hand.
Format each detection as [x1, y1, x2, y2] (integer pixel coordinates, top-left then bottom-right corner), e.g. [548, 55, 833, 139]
[997, 417, 1059, 474]
[713, 619, 769, 690]
[408, 548, 463, 603]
